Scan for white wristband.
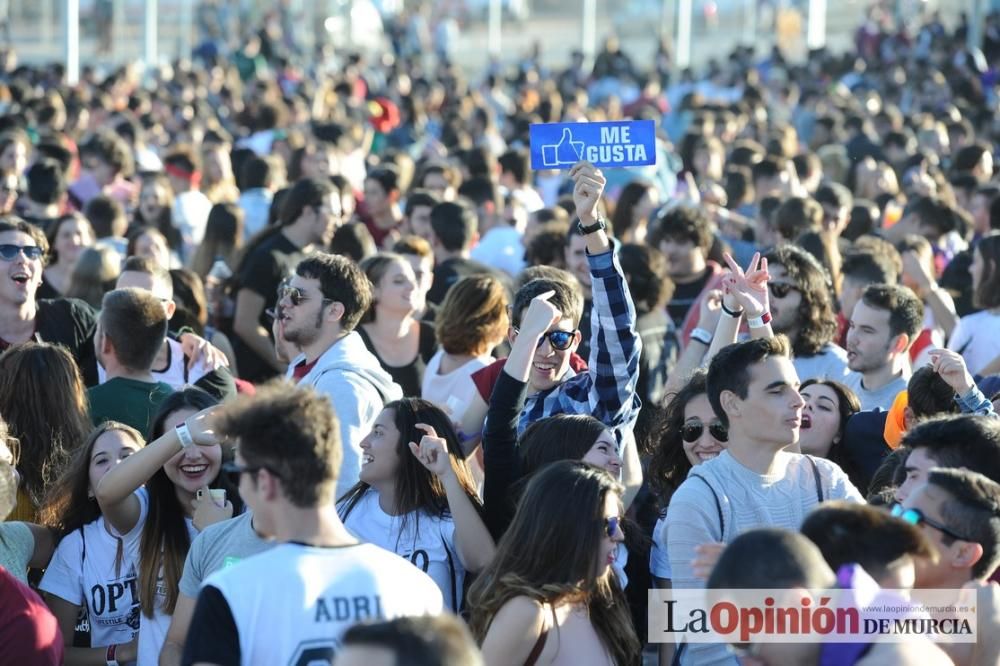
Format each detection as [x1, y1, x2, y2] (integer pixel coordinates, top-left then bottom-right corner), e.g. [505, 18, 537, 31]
[690, 327, 713, 346]
[747, 311, 772, 329]
[175, 423, 195, 449]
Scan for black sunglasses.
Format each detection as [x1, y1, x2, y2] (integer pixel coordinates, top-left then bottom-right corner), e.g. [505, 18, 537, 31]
[222, 461, 283, 485]
[768, 282, 799, 299]
[604, 515, 624, 539]
[681, 420, 729, 443]
[278, 285, 333, 308]
[514, 327, 577, 351]
[0, 244, 43, 261]
[891, 504, 973, 543]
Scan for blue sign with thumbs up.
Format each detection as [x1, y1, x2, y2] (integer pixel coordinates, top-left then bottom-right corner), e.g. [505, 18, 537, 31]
[529, 120, 656, 171]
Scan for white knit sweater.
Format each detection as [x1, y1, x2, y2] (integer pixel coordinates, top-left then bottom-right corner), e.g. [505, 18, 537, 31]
[664, 449, 864, 665]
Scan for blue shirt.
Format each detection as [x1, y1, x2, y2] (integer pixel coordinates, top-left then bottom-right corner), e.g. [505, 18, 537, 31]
[517, 248, 642, 443]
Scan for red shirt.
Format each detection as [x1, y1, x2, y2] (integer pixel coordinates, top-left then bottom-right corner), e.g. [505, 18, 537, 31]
[0, 566, 64, 665]
[292, 357, 319, 382]
[471, 353, 589, 402]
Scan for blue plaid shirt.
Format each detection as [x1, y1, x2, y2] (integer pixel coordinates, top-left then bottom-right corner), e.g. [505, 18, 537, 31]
[517, 248, 642, 441]
[955, 384, 997, 418]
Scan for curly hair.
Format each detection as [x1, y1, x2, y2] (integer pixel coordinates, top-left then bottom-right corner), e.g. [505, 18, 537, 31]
[647, 370, 714, 508]
[764, 245, 838, 356]
[649, 205, 714, 254]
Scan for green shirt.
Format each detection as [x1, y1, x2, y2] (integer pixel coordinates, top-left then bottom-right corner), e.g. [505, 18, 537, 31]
[88, 377, 175, 438]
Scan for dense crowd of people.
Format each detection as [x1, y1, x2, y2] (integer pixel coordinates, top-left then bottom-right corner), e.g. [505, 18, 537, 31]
[3, 3, 1000, 665]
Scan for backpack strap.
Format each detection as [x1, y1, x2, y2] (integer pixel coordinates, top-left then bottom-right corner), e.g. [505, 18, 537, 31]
[688, 472, 724, 541]
[806, 455, 824, 503]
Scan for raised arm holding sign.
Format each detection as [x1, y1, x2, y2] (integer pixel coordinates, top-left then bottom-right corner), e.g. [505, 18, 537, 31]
[530, 120, 656, 170]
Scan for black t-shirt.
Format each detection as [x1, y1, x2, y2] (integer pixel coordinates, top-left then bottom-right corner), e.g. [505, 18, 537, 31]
[232, 233, 305, 383]
[181, 585, 240, 666]
[666, 268, 712, 327]
[0, 298, 100, 388]
[35, 298, 99, 387]
[35, 277, 60, 301]
[357, 321, 437, 397]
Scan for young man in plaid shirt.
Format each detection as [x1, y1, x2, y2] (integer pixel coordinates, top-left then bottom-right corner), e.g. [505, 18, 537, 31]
[488, 161, 643, 501]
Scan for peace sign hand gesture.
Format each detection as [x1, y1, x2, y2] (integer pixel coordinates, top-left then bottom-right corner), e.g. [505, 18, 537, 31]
[409, 424, 454, 480]
[722, 252, 770, 319]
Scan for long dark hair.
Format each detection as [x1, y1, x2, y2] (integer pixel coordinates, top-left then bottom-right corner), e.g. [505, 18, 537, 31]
[610, 180, 652, 239]
[800, 378, 861, 467]
[468, 461, 641, 665]
[647, 369, 713, 509]
[519, 414, 607, 476]
[0, 342, 93, 515]
[138, 388, 240, 618]
[41, 421, 144, 537]
[338, 398, 480, 541]
[974, 234, 1000, 310]
[41, 421, 144, 577]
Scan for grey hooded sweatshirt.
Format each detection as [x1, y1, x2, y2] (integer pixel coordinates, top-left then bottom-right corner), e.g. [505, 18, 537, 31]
[287, 331, 403, 498]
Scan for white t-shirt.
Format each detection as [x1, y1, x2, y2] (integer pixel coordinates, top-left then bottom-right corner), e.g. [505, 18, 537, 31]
[132, 487, 198, 666]
[948, 309, 1000, 375]
[420, 350, 491, 425]
[183, 542, 443, 666]
[339, 489, 465, 612]
[98, 337, 210, 390]
[39, 515, 143, 648]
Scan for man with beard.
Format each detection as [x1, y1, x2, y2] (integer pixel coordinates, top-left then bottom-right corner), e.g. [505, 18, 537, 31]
[279, 253, 402, 497]
[844, 283, 923, 411]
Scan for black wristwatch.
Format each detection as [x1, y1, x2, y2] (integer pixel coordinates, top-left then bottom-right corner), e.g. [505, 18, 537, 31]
[576, 216, 607, 235]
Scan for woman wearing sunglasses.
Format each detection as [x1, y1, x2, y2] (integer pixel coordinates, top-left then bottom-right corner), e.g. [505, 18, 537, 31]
[647, 370, 728, 666]
[94, 388, 240, 665]
[469, 460, 641, 666]
[337, 397, 495, 612]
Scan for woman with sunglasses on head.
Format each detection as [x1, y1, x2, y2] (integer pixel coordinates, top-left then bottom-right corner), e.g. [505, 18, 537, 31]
[337, 397, 495, 612]
[647, 369, 728, 666]
[357, 253, 437, 398]
[38, 422, 145, 665]
[469, 460, 641, 666]
[95, 388, 240, 665]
